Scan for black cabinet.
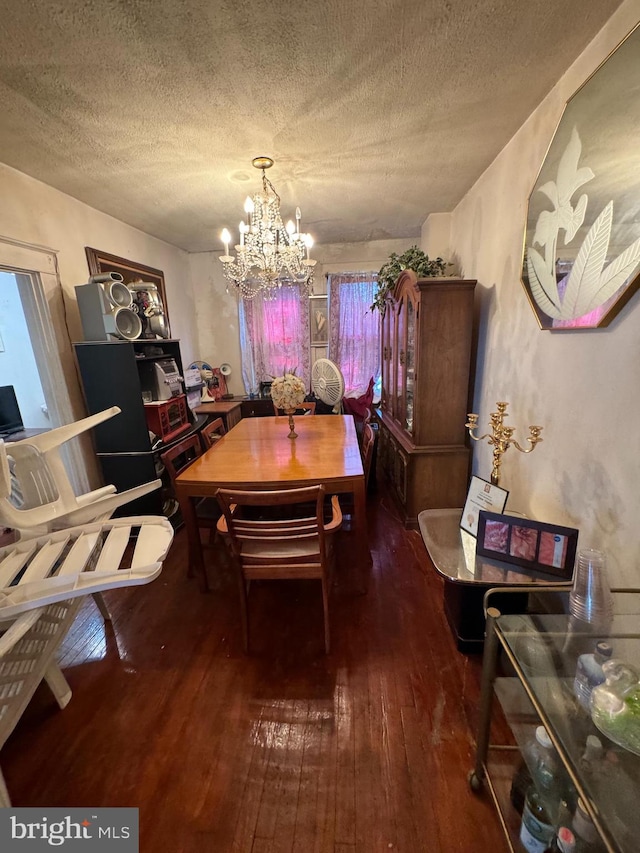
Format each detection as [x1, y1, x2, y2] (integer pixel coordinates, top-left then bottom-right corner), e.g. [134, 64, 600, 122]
[239, 396, 274, 417]
[74, 339, 196, 521]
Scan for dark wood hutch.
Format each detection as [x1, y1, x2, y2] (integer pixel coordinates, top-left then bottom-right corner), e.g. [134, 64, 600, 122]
[377, 270, 477, 527]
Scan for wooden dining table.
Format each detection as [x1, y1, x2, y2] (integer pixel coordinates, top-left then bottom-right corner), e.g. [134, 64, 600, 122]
[174, 414, 369, 589]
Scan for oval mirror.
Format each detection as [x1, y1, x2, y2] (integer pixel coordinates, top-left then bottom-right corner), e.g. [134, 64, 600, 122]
[521, 24, 640, 330]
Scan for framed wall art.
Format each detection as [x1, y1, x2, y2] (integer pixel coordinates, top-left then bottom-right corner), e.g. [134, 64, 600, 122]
[521, 23, 640, 329]
[476, 510, 578, 580]
[85, 247, 170, 331]
[309, 294, 328, 345]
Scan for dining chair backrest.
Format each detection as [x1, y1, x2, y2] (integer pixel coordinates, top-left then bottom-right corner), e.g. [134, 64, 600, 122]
[361, 423, 375, 489]
[161, 433, 220, 558]
[200, 417, 226, 450]
[161, 434, 203, 485]
[272, 401, 316, 416]
[215, 484, 342, 652]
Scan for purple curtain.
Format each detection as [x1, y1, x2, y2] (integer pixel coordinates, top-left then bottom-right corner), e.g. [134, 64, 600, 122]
[328, 272, 380, 398]
[239, 288, 310, 392]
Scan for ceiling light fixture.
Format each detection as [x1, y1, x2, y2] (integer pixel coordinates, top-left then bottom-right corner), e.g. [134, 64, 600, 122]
[219, 157, 316, 299]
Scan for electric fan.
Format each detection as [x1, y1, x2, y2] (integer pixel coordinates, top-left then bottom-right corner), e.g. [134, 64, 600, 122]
[311, 359, 345, 413]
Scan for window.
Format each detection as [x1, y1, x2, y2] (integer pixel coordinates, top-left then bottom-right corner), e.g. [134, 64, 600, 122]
[328, 272, 380, 399]
[0, 235, 88, 493]
[239, 287, 310, 393]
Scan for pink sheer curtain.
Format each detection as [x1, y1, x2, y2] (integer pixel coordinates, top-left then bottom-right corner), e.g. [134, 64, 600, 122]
[328, 272, 380, 398]
[239, 288, 310, 392]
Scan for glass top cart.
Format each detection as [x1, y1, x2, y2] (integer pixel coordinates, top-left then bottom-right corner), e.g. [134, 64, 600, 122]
[470, 587, 640, 852]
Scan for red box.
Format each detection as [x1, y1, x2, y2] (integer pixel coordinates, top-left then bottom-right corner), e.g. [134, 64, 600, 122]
[144, 395, 190, 443]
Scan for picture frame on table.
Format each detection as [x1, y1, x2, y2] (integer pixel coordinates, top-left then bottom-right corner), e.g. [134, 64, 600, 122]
[476, 510, 578, 580]
[309, 295, 328, 345]
[85, 247, 171, 334]
[460, 475, 509, 537]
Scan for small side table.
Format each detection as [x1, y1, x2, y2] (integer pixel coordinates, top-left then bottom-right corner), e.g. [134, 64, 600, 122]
[418, 508, 568, 652]
[194, 400, 242, 432]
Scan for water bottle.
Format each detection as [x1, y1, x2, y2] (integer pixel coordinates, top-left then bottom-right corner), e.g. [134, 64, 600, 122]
[520, 785, 555, 853]
[574, 642, 613, 710]
[523, 726, 562, 821]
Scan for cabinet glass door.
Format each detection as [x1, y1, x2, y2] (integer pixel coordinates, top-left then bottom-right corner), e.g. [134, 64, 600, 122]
[404, 297, 416, 435]
[381, 308, 392, 412]
[395, 298, 406, 423]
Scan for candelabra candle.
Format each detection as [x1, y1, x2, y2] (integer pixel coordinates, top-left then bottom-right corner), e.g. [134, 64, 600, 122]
[465, 401, 543, 486]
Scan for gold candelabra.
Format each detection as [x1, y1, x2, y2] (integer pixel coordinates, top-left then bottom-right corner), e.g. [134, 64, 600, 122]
[465, 402, 543, 486]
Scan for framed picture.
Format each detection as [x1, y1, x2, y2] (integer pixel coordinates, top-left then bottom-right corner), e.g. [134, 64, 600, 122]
[476, 510, 578, 579]
[309, 295, 328, 345]
[460, 475, 509, 537]
[85, 247, 170, 332]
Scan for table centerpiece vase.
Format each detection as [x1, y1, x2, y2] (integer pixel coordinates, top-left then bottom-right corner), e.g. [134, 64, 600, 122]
[270, 372, 306, 440]
[285, 410, 297, 439]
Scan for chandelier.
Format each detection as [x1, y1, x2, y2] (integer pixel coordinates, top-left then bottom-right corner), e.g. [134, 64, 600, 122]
[219, 157, 316, 299]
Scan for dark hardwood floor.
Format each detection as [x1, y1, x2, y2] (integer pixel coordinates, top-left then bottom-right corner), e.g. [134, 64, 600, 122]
[2, 486, 510, 852]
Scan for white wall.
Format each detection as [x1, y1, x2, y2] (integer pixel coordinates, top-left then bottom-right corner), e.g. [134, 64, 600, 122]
[0, 162, 197, 421]
[421, 214, 454, 271]
[445, 0, 640, 585]
[189, 237, 411, 395]
[187, 251, 243, 392]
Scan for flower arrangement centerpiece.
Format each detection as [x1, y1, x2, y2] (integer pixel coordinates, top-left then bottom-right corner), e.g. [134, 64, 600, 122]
[270, 371, 306, 439]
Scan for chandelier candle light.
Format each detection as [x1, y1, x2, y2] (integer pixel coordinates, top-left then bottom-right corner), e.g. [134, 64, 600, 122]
[270, 372, 307, 439]
[219, 157, 316, 299]
[465, 402, 543, 486]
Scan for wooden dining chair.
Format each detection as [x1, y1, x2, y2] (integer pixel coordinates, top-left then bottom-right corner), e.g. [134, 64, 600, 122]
[200, 416, 226, 450]
[161, 435, 220, 552]
[337, 422, 375, 530]
[361, 422, 376, 490]
[272, 401, 316, 416]
[216, 484, 342, 653]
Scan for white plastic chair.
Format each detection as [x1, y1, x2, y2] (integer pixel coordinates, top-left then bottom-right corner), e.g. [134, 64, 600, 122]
[0, 406, 161, 533]
[0, 515, 173, 806]
[0, 406, 162, 621]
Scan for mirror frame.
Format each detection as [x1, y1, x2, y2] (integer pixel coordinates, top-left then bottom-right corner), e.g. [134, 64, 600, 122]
[521, 23, 640, 330]
[85, 246, 170, 332]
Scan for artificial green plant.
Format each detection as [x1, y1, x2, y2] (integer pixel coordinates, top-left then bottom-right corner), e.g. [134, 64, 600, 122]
[371, 245, 449, 314]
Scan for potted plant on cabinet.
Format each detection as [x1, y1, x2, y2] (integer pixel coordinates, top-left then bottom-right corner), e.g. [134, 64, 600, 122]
[370, 245, 450, 315]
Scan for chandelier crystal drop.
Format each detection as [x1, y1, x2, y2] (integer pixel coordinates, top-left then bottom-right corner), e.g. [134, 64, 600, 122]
[219, 157, 317, 299]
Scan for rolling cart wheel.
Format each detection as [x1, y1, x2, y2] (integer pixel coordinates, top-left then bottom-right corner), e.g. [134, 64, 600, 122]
[468, 770, 483, 792]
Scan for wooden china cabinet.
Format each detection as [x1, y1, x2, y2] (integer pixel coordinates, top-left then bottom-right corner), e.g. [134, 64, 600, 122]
[378, 270, 477, 527]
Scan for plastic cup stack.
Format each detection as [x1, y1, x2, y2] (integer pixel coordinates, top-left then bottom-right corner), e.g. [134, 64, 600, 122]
[569, 548, 614, 628]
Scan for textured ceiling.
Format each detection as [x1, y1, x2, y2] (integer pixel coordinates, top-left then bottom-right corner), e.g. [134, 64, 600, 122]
[0, 0, 626, 252]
